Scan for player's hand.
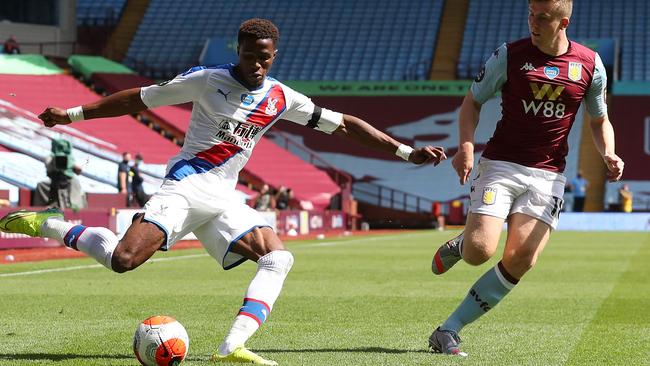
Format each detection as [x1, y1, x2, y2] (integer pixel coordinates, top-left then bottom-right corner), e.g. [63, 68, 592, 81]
[603, 154, 624, 182]
[38, 107, 72, 128]
[452, 144, 474, 185]
[409, 146, 447, 166]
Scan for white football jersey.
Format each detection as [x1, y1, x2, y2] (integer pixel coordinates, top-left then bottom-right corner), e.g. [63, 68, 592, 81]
[140, 64, 342, 188]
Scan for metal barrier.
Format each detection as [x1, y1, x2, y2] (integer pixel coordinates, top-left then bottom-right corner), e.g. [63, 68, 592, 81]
[18, 41, 78, 56]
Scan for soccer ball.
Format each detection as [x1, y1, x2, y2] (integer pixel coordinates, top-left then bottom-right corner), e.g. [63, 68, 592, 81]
[133, 315, 189, 366]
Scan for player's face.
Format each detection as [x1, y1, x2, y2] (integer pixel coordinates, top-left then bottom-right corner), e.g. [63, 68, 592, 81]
[528, 2, 567, 45]
[236, 37, 277, 88]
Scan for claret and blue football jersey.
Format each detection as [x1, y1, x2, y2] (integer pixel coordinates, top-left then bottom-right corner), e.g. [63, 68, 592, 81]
[471, 38, 608, 172]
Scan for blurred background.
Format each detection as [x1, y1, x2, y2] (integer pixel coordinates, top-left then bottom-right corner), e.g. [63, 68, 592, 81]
[0, 0, 648, 249]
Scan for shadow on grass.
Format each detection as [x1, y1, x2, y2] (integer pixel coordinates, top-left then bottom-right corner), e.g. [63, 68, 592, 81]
[0, 348, 431, 362]
[0, 353, 134, 361]
[0, 353, 209, 362]
[257, 347, 431, 354]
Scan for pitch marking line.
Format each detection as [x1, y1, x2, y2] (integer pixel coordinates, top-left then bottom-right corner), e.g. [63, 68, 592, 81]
[0, 232, 433, 278]
[0, 253, 208, 278]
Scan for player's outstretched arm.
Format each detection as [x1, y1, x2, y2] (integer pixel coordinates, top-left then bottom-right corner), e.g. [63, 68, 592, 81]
[38, 88, 148, 128]
[332, 114, 446, 166]
[589, 114, 624, 182]
[452, 91, 482, 185]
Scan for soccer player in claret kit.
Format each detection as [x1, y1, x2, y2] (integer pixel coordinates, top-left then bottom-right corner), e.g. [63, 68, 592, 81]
[0, 19, 446, 365]
[427, 0, 624, 356]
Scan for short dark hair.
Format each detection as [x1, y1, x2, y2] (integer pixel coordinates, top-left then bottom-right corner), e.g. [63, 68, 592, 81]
[238, 18, 279, 46]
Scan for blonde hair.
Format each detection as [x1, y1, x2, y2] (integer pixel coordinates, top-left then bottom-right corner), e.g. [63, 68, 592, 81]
[529, 0, 573, 19]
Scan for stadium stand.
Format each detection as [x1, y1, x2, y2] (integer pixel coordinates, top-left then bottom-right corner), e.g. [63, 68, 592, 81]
[246, 139, 340, 210]
[0, 100, 162, 194]
[87, 72, 192, 139]
[0, 151, 118, 195]
[0, 54, 63, 75]
[458, 0, 650, 81]
[0, 74, 179, 164]
[91, 72, 153, 94]
[67, 55, 135, 79]
[124, 0, 444, 81]
[77, 0, 127, 26]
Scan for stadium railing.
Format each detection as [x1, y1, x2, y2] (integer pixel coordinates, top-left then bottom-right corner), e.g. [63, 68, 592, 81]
[266, 129, 453, 221]
[18, 42, 78, 57]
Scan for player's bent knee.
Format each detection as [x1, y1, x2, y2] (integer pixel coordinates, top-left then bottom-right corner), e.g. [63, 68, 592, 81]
[463, 253, 490, 266]
[258, 250, 294, 275]
[462, 242, 494, 266]
[111, 241, 147, 273]
[111, 251, 137, 273]
[461, 233, 498, 266]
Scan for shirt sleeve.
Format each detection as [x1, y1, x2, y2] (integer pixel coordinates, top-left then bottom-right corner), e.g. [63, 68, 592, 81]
[281, 85, 342, 134]
[140, 67, 211, 108]
[584, 53, 608, 118]
[470, 43, 508, 104]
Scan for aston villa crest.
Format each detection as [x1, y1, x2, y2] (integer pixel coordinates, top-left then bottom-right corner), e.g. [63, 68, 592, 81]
[482, 187, 497, 205]
[568, 62, 582, 81]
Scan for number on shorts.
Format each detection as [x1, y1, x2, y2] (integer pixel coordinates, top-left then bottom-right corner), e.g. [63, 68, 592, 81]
[551, 196, 564, 218]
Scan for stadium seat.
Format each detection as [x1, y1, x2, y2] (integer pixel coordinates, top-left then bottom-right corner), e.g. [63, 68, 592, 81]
[125, 0, 445, 81]
[459, 0, 649, 81]
[77, 0, 126, 26]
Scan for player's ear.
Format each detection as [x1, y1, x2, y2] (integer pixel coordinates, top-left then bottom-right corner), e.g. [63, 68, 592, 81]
[560, 17, 569, 30]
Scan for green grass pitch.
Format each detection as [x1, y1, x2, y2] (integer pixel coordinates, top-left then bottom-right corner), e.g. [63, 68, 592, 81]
[0, 230, 648, 365]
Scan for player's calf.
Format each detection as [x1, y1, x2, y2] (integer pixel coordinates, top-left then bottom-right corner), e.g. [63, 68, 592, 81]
[501, 247, 539, 279]
[218, 250, 294, 356]
[110, 219, 166, 273]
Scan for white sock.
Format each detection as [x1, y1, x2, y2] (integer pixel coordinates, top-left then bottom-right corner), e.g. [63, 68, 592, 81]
[41, 218, 118, 271]
[218, 250, 294, 355]
[41, 217, 74, 243]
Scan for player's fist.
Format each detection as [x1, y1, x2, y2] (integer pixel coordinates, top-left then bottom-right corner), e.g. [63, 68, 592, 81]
[603, 154, 624, 182]
[410, 146, 447, 166]
[38, 107, 71, 128]
[452, 144, 474, 185]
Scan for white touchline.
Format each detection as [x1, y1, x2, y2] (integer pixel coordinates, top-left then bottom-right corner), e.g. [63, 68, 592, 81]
[0, 232, 433, 278]
[0, 253, 209, 278]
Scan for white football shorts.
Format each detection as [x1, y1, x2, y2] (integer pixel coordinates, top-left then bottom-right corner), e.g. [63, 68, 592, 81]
[142, 174, 270, 269]
[468, 158, 566, 229]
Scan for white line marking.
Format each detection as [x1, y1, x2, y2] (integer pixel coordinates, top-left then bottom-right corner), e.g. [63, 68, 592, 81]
[0, 253, 208, 278]
[293, 232, 427, 248]
[0, 232, 432, 278]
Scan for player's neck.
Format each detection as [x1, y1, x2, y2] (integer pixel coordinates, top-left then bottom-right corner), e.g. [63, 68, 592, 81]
[232, 64, 264, 90]
[534, 33, 569, 57]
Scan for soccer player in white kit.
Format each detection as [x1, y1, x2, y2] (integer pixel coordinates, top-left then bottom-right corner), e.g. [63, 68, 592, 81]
[0, 19, 446, 365]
